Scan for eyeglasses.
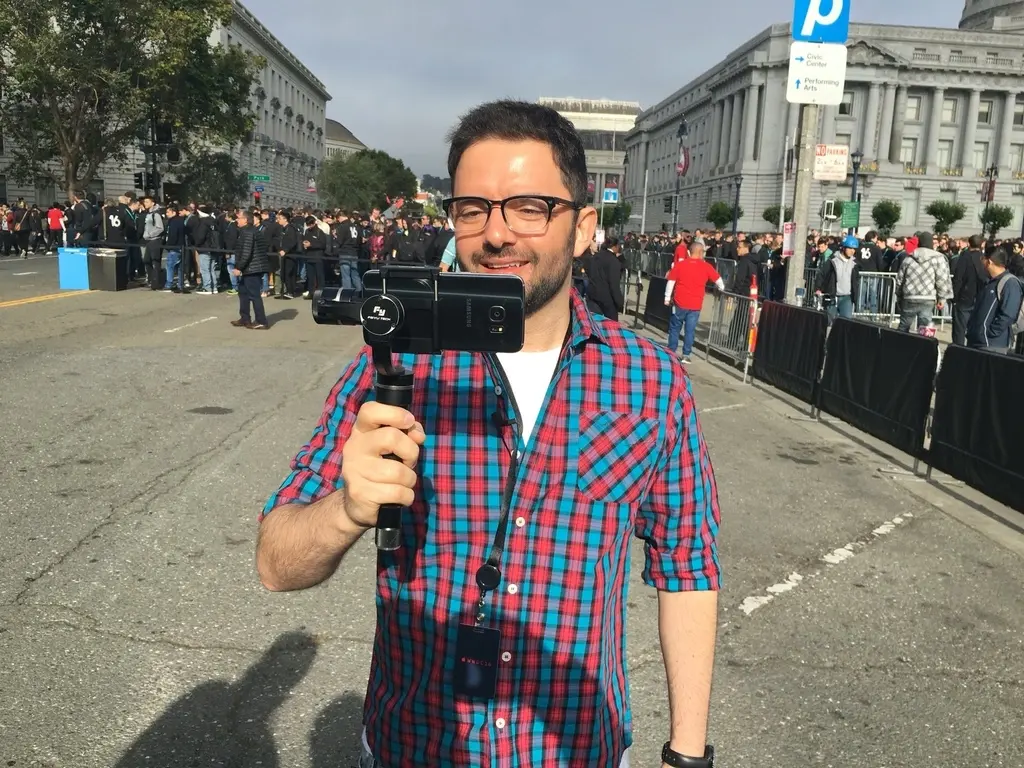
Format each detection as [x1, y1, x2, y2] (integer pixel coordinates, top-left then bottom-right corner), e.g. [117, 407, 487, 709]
[442, 195, 582, 235]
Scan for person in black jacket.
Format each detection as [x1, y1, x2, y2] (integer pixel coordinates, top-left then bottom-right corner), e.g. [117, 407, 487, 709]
[301, 216, 327, 298]
[585, 237, 625, 321]
[163, 206, 189, 293]
[951, 234, 989, 346]
[69, 191, 94, 246]
[231, 209, 271, 328]
[190, 208, 217, 294]
[334, 210, 363, 295]
[274, 210, 301, 298]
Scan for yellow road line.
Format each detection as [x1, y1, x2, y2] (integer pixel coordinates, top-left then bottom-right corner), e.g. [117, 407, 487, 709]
[0, 291, 92, 309]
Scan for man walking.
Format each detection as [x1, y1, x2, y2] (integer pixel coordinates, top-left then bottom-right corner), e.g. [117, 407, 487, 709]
[664, 241, 724, 363]
[894, 231, 953, 333]
[257, 100, 720, 768]
[231, 210, 270, 329]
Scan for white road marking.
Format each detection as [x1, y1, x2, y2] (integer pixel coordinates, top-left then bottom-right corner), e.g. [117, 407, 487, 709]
[699, 403, 747, 414]
[164, 316, 218, 334]
[12, 271, 37, 276]
[739, 512, 915, 616]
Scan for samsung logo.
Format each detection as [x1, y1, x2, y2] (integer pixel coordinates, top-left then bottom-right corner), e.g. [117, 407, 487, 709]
[465, 298, 472, 327]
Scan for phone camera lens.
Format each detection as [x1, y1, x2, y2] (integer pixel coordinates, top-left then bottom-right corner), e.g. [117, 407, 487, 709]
[489, 305, 506, 322]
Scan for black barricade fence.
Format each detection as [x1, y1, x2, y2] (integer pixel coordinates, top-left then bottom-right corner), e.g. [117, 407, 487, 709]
[929, 346, 1024, 512]
[644, 276, 670, 332]
[818, 318, 938, 458]
[751, 301, 828, 404]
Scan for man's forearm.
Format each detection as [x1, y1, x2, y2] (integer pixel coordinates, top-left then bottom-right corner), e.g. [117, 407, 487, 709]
[256, 491, 367, 592]
[658, 589, 719, 757]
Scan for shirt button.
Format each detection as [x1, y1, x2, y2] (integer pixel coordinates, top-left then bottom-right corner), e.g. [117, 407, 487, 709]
[495, 717, 506, 729]
[515, 516, 526, 528]
[494, 386, 503, 396]
[507, 583, 518, 595]
[501, 651, 512, 662]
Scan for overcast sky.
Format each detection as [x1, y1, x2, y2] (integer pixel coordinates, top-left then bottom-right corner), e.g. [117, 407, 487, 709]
[244, 0, 964, 176]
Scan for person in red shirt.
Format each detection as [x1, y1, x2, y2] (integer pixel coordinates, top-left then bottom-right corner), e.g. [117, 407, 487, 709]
[673, 230, 689, 263]
[664, 242, 724, 363]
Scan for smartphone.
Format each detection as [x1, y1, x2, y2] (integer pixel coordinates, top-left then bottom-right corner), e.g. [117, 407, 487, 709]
[359, 267, 525, 355]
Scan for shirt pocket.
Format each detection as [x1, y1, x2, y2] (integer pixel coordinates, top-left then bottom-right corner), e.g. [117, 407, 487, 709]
[576, 410, 661, 504]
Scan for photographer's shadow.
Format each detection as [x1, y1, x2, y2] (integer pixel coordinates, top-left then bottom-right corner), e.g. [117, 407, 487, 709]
[310, 691, 367, 768]
[113, 631, 317, 768]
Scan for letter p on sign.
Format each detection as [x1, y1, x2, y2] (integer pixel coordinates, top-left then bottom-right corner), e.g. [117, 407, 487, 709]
[792, 0, 850, 44]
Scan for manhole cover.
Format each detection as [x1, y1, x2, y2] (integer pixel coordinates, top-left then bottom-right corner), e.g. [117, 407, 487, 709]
[187, 406, 234, 415]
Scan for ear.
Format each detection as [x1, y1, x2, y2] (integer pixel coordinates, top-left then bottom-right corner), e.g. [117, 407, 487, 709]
[573, 207, 598, 257]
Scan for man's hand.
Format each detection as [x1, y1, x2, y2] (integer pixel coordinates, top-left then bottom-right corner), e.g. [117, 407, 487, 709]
[232, 268, 242, 277]
[936, 301, 944, 311]
[341, 402, 426, 529]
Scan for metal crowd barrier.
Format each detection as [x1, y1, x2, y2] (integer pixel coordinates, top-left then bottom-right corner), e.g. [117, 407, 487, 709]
[704, 291, 757, 382]
[854, 271, 899, 327]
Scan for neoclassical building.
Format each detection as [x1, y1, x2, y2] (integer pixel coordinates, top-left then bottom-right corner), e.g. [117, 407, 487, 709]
[624, 10, 1024, 236]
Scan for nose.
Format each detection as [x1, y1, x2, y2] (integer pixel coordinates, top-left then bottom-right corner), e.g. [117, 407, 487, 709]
[483, 205, 516, 251]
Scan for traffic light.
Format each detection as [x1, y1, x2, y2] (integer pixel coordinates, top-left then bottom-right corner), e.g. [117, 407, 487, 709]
[133, 172, 145, 190]
[253, 191, 261, 206]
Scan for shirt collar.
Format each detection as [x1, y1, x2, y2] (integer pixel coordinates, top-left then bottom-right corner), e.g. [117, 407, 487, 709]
[568, 289, 608, 349]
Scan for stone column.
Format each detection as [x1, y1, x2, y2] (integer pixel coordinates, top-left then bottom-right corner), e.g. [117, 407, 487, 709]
[877, 83, 896, 162]
[862, 82, 882, 157]
[962, 88, 982, 170]
[719, 96, 733, 167]
[709, 100, 724, 172]
[998, 90, 1019, 169]
[890, 85, 909, 163]
[925, 86, 945, 169]
[743, 84, 760, 162]
[728, 91, 745, 165]
[786, 102, 800, 152]
[821, 104, 837, 145]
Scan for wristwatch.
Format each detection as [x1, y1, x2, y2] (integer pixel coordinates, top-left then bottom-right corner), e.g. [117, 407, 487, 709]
[661, 743, 714, 768]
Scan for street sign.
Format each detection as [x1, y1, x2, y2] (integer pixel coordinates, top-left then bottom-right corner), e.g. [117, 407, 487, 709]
[595, 228, 606, 245]
[248, 173, 271, 182]
[813, 144, 850, 181]
[782, 222, 797, 258]
[786, 41, 848, 105]
[253, 185, 265, 192]
[841, 201, 861, 228]
[792, 0, 850, 43]
[602, 188, 619, 204]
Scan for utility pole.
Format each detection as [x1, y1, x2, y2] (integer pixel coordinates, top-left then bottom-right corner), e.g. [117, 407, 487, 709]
[784, 103, 819, 305]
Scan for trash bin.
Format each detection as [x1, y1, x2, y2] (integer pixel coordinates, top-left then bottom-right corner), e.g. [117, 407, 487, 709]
[87, 248, 129, 291]
[58, 247, 90, 290]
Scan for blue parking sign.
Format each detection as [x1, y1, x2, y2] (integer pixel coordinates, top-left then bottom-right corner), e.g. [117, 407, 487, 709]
[792, 0, 850, 43]
[602, 188, 619, 204]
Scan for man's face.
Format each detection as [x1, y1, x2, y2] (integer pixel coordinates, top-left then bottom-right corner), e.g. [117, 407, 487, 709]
[451, 138, 595, 317]
[842, 247, 855, 259]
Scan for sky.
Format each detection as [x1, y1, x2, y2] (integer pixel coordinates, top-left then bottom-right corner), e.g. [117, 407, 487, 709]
[243, 0, 966, 177]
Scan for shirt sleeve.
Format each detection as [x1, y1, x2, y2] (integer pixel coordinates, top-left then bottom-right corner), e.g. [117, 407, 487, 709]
[634, 374, 721, 592]
[260, 348, 374, 521]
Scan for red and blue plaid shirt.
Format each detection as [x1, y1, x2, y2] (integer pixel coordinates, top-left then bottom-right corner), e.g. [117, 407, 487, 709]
[263, 291, 721, 767]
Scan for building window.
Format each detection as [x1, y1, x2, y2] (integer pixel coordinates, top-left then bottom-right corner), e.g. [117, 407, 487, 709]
[906, 95, 922, 121]
[974, 141, 990, 169]
[839, 92, 854, 116]
[941, 97, 958, 124]
[1015, 100, 1024, 126]
[979, 100, 994, 125]
[937, 139, 954, 169]
[663, 197, 673, 214]
[903, 188, 921, 227]
[899, 137, 918, 164]
[1010, 143, 1024, 172]
[835, 133, 852, 146]
[0, 174, 7, 202]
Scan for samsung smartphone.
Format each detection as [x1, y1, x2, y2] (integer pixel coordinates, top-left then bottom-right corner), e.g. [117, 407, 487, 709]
[359, 267, 525, 355]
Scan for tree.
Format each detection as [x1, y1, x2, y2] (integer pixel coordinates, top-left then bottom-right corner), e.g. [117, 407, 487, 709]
[421, 175, 452, 195]
[706, 201, 742, 230]
[173, 150, 248, 206]
[924, 200, 967, 234]
[762, 205, 793, 227]
[871, 199, 902, 237]
[318, 149, 417, 211]
[979, 204, 1014, 238]
[599, 202, 632, 231]
[0, 0, 261, 199]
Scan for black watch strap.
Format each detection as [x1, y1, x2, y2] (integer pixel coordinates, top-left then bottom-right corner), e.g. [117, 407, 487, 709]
[660, 743, 714, 768]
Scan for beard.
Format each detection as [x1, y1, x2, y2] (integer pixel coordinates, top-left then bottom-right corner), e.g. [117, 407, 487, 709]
[465, 230, 576, 317]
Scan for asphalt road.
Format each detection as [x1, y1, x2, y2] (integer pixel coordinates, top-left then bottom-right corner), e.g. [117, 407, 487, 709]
[1, 267, 1022, 768]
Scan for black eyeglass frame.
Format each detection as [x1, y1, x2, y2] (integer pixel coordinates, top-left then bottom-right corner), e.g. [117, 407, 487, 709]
[441, 195, 584, 232]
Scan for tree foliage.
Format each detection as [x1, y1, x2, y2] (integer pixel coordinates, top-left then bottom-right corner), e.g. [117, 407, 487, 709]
[707, 201, 742, 230]
[0, 0, 261, 198]
[421, 175, 452, 195]
[599, 202, 632, 231]
[871, 199, 902, 237]
[174, 150, 248, 206]
[979, 204, 1014, 238]
[317, 150, 418, 211]
[924, 200, 967, 234]
[762, 205, 793, 227]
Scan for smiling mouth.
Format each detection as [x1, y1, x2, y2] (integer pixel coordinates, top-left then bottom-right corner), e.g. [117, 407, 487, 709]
[481, 261, 529, 270]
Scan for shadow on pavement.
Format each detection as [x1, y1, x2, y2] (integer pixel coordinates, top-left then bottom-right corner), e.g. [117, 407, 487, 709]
[266, 307, 300, 324]
[310, 691, 367, 768]
[112, 631, 317, 768]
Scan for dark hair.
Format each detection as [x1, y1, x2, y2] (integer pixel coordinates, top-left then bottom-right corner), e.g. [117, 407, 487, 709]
[986, 247, 1009, 267]
[446, 100, 589, 205]
[968, 234, 983, 250]
[604, 236, 619, 248]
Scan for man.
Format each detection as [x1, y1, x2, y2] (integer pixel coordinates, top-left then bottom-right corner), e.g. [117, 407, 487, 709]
[815, 234, 860, 321]
[334, 209, 363, 296]
[894, 231, 953, 333]
[257, 100, 720, 768]
[966, 248, 1024, 352]
[664, 241, 724, 364]
[162, 205, 189, 293]
[274, 210, 301, 298]
[231, 210, 270, 329]
[585, 234, 625, 321]
[140, 196, 165, 290]
[69, 191, 95, 246]
[951, 234, 989, 346]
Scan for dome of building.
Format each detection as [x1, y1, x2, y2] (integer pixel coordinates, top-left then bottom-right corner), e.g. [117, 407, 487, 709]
[960, 0, 1024, 29]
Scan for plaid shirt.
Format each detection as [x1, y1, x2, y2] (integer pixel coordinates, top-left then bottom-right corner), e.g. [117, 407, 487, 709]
[263, 291, 721, 767]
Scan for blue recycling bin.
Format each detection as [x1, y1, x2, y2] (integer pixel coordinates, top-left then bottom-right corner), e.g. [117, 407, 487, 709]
[58, 247, 90, 290]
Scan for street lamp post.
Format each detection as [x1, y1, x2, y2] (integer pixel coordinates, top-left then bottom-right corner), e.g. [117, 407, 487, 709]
[984, 163, 999, 238]
[731, 176, 743, 236]
[848, 149, 864, 235]
[671, 118, 688, 235]
[621, 151, 629, 236]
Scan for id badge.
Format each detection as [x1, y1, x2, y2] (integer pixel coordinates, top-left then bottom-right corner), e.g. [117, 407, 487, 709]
[454, 623, 501, 701]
